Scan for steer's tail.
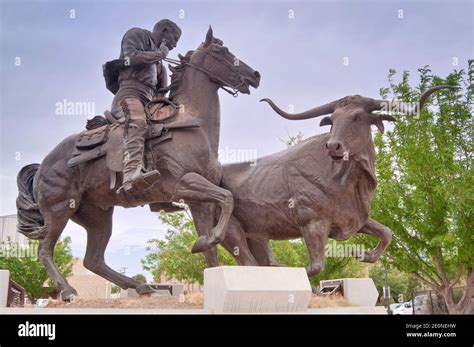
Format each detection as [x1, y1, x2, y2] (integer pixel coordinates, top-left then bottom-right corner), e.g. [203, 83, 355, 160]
[16, 163, 46, 240]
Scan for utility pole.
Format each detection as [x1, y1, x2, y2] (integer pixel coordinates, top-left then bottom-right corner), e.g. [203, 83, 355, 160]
[383, 264, 391, 314]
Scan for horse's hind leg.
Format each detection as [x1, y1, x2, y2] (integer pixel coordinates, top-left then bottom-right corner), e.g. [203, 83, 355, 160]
[71, 202, 155, 295]
[190, 203, 259, 266]
[175, 172, 234, 253]
[38, 213, 77, 301]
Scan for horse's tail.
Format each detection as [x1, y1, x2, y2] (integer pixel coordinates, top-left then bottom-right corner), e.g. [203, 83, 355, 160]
[16, 163, 46, 240]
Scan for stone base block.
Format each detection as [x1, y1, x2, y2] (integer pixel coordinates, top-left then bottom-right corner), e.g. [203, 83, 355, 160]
[0, 270, 10, 308]
[119, 288, 139, 299]
[204, 266, 311, 313]
[320, 278, 379, 306]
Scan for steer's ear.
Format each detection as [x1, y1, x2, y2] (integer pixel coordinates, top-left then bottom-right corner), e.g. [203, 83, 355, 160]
[372, 118, 385, 134]
[319, 116, 332, 127]
[372, 114, 396, 134]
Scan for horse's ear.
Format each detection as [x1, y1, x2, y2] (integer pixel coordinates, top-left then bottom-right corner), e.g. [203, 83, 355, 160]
[204, 25, 213, 47]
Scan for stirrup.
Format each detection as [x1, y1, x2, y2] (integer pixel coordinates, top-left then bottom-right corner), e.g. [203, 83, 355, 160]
[116, 170, 161, 195]
[131, 169, 161, 191]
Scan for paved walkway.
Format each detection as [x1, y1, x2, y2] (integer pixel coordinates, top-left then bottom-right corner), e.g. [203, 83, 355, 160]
[0, 307, 386, 314]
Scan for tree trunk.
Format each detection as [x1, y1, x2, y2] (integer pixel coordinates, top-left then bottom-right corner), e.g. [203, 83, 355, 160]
[441, 287, 461, 314]
[413, 266, 473, 314]
[439, 281, 472, 314]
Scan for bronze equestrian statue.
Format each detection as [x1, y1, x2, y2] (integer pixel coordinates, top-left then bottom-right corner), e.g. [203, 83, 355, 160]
[16, 26, 260, 300]
[193, 86, 454, 276]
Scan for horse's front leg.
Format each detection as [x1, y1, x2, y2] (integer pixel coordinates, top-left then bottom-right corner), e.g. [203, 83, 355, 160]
[175, 172, 234, 253]
[355, 218, 393, 263]
[188, 202, 220, 267]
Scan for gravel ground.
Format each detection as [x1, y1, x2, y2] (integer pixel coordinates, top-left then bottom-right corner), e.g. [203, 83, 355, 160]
[47, 296, 203, 309]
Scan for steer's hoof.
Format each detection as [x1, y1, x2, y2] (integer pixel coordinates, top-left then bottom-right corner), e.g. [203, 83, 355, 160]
[268, 262, 282, 267]
[61, 288, 78, 302]
[306, 265, 323, 277]
[191, 236, 211, 253]
[360, 252, 376, 263]
[136, 284, 155, 295]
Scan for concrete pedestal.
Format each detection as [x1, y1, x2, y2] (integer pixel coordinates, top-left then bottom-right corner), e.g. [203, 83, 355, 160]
[320, 278, 379, 306]
[204, 266, 311, 313]
[0, 270, 10, 307]
[121, 287, 172, 298]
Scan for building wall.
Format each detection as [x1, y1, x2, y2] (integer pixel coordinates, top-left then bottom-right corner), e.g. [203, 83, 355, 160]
[159, 273, 202, 294]
[67, 258, 112, 299]
[0, 215, 27, 245]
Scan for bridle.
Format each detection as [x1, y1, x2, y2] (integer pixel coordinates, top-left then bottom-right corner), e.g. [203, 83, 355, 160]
[164, 47, 246, 97]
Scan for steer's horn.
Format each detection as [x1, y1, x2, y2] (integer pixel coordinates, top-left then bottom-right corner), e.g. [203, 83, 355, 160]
[372, 85, 457, 116]
[260, 98, 338, 120]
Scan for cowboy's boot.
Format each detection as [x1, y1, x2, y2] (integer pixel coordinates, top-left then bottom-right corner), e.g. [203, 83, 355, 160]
[120, 122, 160, 193]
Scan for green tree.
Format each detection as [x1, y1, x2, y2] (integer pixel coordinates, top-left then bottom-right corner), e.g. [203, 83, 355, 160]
[131, 274, 147, 283]
[282, 131, 305, 147]
[141, 210, 235, 285]
[271, 239, 365, 287]
[111, 285, 121, 294]
[369, 262, 418, 304]
[0, 237, 74, 302]
[367, 62, 473, 314]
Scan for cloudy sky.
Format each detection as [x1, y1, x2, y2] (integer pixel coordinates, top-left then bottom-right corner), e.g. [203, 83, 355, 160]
[1, 0, 472, 279]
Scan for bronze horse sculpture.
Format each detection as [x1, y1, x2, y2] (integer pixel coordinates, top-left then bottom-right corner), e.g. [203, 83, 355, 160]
[194, 86, 454, 276]
[16, 27, 260, 300]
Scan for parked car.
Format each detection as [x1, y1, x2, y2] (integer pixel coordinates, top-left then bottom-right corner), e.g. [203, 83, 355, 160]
[392, 296, 426, 314]
[389, 302, 403, 311]
[392, 301, 413, 315]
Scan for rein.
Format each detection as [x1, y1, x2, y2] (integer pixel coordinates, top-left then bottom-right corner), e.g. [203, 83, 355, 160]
[164, 49, 243, 98]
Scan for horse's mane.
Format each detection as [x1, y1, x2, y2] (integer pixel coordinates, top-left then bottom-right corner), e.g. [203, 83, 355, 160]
[168, 50, 194, 100]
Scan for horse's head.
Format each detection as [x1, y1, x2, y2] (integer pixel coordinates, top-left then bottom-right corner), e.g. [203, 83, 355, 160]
[189, 26, 260, 95]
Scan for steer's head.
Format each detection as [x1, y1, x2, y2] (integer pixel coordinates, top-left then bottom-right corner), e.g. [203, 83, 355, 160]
[318, 95, 396, 161]
[261, 85, 454, 162]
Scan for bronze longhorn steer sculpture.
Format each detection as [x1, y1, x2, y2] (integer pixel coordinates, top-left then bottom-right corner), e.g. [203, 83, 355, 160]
[15, 27, 260, 301]
[193, 86, 454, 277]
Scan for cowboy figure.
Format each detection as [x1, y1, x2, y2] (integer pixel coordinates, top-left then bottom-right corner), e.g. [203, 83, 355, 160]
[105, 19, 182, 193]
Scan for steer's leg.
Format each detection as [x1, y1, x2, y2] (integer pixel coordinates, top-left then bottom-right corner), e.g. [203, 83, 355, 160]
[220, 216, 259, 266]
[302, 220, 330, 277]
[247, 239, 280, 266]
[356, 218, 392, 263]
[175, 172, 234, 253]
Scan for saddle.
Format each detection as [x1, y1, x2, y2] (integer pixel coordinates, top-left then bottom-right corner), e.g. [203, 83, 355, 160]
[145, 98, 179, 122]
[67, 99, 199, 190]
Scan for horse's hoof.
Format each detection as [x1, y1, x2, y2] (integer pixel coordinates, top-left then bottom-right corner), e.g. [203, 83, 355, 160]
[61, 288, 78, 302]
[191, 236, 210, 253]
[136, 284, 155, 295]
[306, 265, 323, 277]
